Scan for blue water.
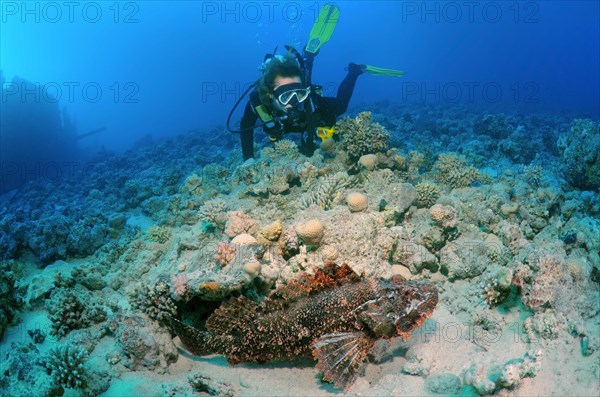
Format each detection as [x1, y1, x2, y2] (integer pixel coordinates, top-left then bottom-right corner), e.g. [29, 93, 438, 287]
[1, 1, 598, 154]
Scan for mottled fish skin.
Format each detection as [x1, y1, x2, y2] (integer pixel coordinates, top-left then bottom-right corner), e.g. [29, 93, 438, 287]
[170, 263, 438, 390]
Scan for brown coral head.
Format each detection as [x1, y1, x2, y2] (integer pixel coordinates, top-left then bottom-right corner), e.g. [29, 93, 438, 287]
[355, 280, 438, 339]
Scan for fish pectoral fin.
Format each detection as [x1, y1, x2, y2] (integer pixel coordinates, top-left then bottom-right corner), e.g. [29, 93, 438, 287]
[311, 332, 374, 390]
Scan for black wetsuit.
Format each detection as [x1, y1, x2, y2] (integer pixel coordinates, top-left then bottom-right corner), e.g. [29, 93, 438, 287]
[239, 68, 362, 160]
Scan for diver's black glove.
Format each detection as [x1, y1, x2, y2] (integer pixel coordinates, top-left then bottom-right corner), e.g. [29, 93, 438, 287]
[299, 137, 317, 157]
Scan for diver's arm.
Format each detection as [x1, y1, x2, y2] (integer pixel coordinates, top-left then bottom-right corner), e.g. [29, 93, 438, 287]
[240, 101, 258, 160]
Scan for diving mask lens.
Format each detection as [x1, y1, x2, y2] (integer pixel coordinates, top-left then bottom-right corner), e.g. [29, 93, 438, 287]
[274, 83, 310, 106]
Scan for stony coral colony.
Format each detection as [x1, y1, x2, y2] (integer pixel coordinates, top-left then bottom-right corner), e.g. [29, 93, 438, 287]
[0, 108, 598, 395]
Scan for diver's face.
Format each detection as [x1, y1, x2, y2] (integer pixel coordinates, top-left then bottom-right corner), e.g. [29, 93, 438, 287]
[272, 75, 303, 112]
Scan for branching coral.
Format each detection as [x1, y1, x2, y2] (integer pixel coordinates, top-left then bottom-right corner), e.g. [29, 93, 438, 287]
[479, 269, 512, 307]
[335, 112, 391, 158]
[45, 344, 88, 390]
[130, 281, 177, 324]
[147, 225, 172, 244]
[299, 172, 354, 210]
[199, 199, 229, 229]
[416, 182, 441, 208]
[46, 289, 106, 338]
[214, 241, 237, 267]
[432, 152, 482, 188]
[273, 139, 301, 159]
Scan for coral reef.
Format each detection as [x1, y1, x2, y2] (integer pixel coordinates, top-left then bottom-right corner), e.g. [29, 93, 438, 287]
[1, 101, 598, 396]
[46, 288, 106, 337]
[129, 281, 177, 325]
[45, 344, 89, 390]
[214, 241, 237, 267]
[432, 152, 482, 189]
[335, 111, 391, 158]
[295, 219, 325, 246]
[0, 261, 22, 338]
[188, 372, 235, 396]
[113, 313, 178, 372]
[299, 171, 354, 210]
[416, 181, 441, 208]
[147, 224, 172, 244]
[557, 118, 600, 190]
[345, 192, 369, 212]
[198, 198, 229, 230]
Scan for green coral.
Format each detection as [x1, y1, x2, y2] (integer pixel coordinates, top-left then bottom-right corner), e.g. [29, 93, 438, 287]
[335, 112, 391, 159]
[45, 344, 88, 390]
[416, 182, 441, 208]
[433, 152, 482, 188]
[147, 225, 172, 244]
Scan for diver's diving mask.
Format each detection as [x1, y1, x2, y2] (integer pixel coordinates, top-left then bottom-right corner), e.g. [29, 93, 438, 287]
[273, 83, 311, 107]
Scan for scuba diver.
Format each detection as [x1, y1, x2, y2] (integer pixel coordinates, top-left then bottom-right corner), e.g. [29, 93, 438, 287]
[227, 4, 405, 161]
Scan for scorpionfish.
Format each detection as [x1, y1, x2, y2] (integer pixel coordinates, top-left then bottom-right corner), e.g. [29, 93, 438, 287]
[170, 262, 438, 390]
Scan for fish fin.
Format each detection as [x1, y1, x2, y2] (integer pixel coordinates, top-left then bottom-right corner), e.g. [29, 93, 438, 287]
[205, 296, 261, 336]
[269, 263, 361, 303]
[312, 332, 374, 390]
[170, 317, 230, 356]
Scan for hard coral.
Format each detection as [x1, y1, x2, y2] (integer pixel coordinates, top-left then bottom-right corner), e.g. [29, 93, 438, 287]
[259, 220, 283, 242]
[45, 344, 88, 390]
[300, 171, 353, 210]
[273, 139, 301, 159]
[199, 199, 229, 230]
[129, 281, 177, 325]
[224, 211, 259, 238]
[335, 112, 391, 159]
[358, 154, 378, 171]
[416, 182, 441, 208]
[346, 192, 368, 213]
[433, 152, 482, 189]
[429, 204, 458, 229]
[557, 118, 600, 190]
[46, 289, 106, 338]
[147, 225, 172, 244]
[0, 261, 22, 339]
[295, 219, 325, 246]
[214, 241, 237, 267]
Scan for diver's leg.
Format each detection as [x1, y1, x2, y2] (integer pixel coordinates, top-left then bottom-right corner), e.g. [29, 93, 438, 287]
[241, 129, 254, 160]
[335, 64, 364, 116]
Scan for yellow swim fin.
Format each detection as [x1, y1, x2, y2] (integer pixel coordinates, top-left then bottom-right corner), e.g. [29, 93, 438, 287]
[364, 65, 406, 77]
[305, 4, 340, 55]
